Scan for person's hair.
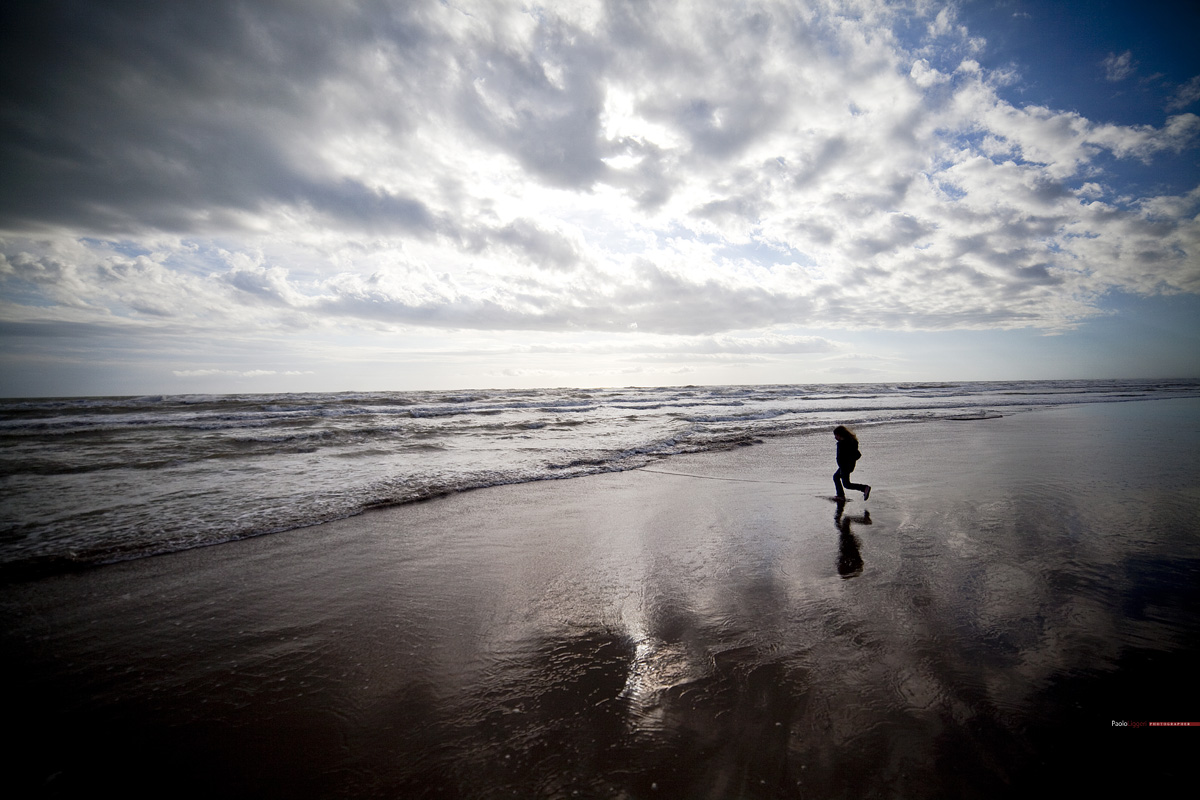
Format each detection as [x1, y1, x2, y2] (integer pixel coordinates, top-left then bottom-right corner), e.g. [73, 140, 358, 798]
[833, 425, 858, 443]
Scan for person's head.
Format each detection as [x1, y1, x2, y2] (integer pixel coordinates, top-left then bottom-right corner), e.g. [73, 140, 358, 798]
[833, 425, 856, 442]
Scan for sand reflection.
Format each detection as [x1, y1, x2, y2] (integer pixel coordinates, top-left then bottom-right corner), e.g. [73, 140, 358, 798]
[6, 400, 1200, 797]
[834, 497, 871, 578]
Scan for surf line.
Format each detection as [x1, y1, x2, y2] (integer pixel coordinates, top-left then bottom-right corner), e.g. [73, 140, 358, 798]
[636, 467, 794, 485]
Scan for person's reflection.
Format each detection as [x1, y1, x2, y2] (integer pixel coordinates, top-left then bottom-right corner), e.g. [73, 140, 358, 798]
[834, 498, 871, 578]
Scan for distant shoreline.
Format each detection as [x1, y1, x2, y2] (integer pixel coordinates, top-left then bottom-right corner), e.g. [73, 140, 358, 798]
[3, 381, 1199, 581]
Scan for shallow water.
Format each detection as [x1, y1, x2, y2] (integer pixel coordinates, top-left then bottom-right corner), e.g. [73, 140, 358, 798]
[4, 378, 1197, 575]
[5, 399, 1199, 797]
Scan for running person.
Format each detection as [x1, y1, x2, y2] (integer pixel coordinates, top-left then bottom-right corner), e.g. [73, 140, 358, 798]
[833, 425, 871, 500]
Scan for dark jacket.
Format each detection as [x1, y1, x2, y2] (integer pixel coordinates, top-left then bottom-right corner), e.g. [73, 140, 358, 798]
[836, 438, 861, 473]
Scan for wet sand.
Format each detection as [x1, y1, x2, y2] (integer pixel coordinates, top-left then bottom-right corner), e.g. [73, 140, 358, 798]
[6, 398, 1200, 798]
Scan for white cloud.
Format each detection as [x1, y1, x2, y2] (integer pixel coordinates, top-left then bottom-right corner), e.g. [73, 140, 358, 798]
[910, 59, 949, 88]
[1102, 50, 1136, 82]
[1, 0, 1198, 391]
[1167, 76, 1200, 112]
[172, 368, 310, 378]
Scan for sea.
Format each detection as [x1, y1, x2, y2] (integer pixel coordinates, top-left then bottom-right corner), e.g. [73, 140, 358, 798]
[3, 378, 1198, 578]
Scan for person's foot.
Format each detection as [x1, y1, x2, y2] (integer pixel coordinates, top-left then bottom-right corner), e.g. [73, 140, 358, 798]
[862, 486, 871, 500]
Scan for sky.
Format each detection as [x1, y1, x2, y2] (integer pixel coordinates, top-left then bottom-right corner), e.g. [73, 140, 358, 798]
[1, 0, 1198, 397]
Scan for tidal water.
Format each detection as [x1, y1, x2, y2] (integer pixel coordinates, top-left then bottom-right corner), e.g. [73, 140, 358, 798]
[5, 397, 1199, 796]
[3, 378, 1198, 577]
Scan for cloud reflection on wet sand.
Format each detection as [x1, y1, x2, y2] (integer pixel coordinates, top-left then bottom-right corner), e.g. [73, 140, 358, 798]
[5, 399, 1200, 796]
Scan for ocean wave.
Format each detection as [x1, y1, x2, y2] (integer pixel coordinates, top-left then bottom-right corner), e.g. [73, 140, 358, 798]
[3, 378, 1200, 580]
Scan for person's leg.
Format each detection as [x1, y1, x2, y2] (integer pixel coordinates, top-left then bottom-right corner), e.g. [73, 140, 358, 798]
[841, 471, 871, 499]
[833, 468, 846, 498]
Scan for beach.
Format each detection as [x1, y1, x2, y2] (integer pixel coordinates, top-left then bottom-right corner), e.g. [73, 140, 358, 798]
[5, 397, 1200, 797]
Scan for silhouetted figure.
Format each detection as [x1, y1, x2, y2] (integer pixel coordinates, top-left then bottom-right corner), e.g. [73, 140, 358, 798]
[833, 425, 871, 501]
[834, 497, 871, 578]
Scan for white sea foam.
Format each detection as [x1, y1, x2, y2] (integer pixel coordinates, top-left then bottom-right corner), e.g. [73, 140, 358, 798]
[1, 379, 1198, 576]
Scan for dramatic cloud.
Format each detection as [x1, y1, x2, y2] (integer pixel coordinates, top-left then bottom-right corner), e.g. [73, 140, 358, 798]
[1, 0, 1197, 393]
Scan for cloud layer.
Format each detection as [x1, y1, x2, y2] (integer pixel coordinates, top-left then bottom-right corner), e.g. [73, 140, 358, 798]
[1, 0, 1198, 385]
